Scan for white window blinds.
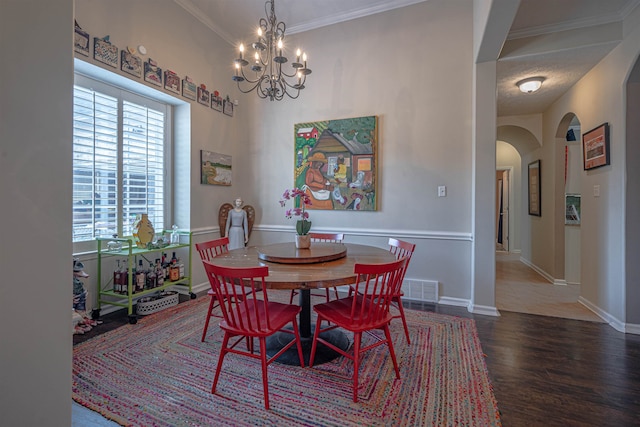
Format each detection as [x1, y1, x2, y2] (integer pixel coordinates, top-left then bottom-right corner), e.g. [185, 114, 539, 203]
[72, 77, 167, 242]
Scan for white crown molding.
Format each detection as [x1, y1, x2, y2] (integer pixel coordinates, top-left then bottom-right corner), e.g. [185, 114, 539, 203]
[173, 0, 235, 45]
[507, 3, 637, 41]
[287, 0, 428, 35]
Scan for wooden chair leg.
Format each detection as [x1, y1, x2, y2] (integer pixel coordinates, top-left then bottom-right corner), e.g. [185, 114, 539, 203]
[201, 295, 216, 342]
[309, 319, 324, 367]
[212, 332, 230, 394]
[352, 332, 362, 403]
[259, 337, 270, 410]
[383, 325, 401, 379]
[395, 298, 411, 344]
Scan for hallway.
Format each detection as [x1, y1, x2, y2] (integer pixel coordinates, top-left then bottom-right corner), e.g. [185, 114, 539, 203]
[496, 251, 603, 323]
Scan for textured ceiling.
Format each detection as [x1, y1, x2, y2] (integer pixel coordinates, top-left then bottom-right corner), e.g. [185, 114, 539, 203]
[175, 0, 640, 116]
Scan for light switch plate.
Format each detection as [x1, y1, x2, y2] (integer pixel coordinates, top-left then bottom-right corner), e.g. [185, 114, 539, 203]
[438, 186, 446, 197]
[593, 185, 600, 197]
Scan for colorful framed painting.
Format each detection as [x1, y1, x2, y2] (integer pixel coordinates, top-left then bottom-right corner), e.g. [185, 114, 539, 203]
[201, 150, 232, 186]
[197, 86, 210, 106]
[164, 70, 180, 94]
[223, 99, 234, 116]
[582, 122, 610, 170]
[182, 79, 196, 101]
[144, 60, 162, 86]
[74, 27, 89, 56]
[93, 37, 118, 68]
[293, 115, 378, 211]
[120, 50, 142, 78]
[528, 160, 541, 216]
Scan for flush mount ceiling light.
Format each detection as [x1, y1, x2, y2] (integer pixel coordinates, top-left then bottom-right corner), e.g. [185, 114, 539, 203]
[517, 77, 544, 93]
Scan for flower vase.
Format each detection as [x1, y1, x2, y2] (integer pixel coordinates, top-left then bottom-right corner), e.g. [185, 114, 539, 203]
[295, 234, 311, 249]
[132, 213, 155, 248]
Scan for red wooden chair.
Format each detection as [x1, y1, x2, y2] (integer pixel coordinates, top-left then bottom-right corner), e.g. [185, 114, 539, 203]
[387, 238, 416, 344]
[349, 237, 415, 344]
[289, 232, 345, 304]
[196, 237, 249, 342]
[309, 257, 408, 402]
[203, 261, 304, 410]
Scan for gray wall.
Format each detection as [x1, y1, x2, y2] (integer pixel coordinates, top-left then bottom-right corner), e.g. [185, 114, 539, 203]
[0, 0, 74, 425]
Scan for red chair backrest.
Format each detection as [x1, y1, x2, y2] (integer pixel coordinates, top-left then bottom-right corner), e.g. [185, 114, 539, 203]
[388, 237, 415, 282]
[350, 257, 408, 327]
[196, 237, 229, 262]
[309, 232, 344, 243]
[202, 261, 272, 333]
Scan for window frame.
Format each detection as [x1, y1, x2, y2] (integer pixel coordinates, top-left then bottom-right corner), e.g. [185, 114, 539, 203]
[73, 73, 173, 252]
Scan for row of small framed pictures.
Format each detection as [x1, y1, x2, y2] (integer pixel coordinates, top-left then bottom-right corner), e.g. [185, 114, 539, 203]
[74, 26, 234, 116]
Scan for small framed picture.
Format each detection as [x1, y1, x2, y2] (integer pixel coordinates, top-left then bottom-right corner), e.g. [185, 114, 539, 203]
[582, 122, 610, 170]
[121, 50, 142, 78]
[223, 99, 234, 117]
[197, 86, 210, 106]
[182, 79, 196, 100]
[164, 71, 180, 94]
[565, 194, 581, 225]
[528, 159, 541, 216]
[144, 60, 162, 86]
[211, 95, 223, 112]
[94, 37, 118, 68]
[74, 27, 89, 56]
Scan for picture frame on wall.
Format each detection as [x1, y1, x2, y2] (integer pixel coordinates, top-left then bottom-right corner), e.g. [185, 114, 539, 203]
[164, 70, 180, 94]
[211, 94, 223, 112]
[582, 122, 610, 170]
[528, 159, 541, 216]
[565, 193, 581, 225]
[223, 99, 234, 116]
[120, 50, 142, 78]
[182, 78, 196, 101]
[197, 86, 210, 106]
[74, 26, 89, 56]
[293, 115, 378, 211]
[201, 150, 232, 186]
[144, 59, 162, 86]
[93, 37, 118, 68]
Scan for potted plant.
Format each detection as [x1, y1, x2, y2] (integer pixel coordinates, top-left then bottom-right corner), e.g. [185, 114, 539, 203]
[280, 188, 312, 248]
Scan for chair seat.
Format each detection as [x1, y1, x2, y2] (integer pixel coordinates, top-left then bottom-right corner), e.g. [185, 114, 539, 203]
[220, 300, 301, 337]
[314, 296, 393, 333]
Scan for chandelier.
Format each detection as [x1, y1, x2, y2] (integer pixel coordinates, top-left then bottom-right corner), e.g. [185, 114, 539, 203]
[232, 0, 311, 101]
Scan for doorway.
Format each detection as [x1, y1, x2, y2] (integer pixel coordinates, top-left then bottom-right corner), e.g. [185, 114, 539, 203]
[496, 168, 510, 252]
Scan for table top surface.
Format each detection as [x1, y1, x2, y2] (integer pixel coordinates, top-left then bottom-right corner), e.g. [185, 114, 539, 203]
[256, 242, 347, 264]
[210, 243, 396, 290]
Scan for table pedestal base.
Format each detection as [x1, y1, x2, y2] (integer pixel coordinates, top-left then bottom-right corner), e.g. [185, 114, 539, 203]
[266, 326, 350, 366]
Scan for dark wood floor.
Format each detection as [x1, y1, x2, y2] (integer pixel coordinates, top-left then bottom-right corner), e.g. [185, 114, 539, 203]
[406, 301, 640, 427]
[76, 297, 640, 426]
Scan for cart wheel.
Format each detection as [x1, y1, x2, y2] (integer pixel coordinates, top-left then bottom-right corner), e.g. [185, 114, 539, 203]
[190, 292, 197, 299]
[128, 315, 138, 324]
[91, 309, 101, 320]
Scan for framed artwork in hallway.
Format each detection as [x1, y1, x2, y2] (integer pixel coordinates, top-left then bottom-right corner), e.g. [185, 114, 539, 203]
[528, 160, 541, 216]
[582, 122, 610, 170]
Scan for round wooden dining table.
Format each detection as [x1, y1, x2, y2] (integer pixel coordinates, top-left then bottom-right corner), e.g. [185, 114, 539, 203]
[208, 242, 396, 365]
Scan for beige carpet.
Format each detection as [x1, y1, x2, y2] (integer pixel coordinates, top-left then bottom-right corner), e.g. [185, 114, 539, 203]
[495, 251, 603, 323]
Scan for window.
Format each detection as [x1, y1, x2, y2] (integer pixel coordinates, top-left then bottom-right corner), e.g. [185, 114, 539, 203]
[73, 76, 169, 242]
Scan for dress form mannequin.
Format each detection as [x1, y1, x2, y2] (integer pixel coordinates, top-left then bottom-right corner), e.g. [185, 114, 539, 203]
[225, 197, 249, 250]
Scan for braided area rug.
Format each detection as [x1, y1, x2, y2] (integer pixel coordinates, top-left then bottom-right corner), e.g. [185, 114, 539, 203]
[73, 295, 501, 426]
